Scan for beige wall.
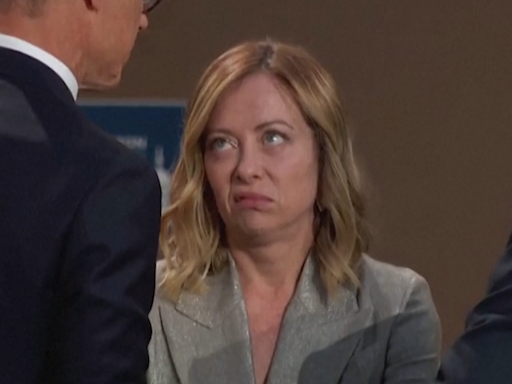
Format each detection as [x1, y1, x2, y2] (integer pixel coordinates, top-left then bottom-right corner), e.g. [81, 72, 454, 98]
[82, 0, 512, 349]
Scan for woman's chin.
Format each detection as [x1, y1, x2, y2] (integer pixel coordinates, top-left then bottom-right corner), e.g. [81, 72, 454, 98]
[234, 215, 271, 234]
[230, 222, 281, 245]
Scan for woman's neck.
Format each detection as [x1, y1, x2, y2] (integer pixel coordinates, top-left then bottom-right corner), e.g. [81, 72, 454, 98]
[228, 231, 314, 297]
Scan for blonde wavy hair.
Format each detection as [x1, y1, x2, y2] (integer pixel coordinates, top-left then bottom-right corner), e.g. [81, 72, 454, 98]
[160, 39, 370, 302]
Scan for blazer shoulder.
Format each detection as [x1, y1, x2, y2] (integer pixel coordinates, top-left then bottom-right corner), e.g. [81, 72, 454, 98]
[359, 254, 433, 315]
[361, 254, 426, 287]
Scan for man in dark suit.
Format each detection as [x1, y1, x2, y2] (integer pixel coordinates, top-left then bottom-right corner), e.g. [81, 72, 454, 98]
[438, 233, 512, 383]
[0, 0, 164, 383]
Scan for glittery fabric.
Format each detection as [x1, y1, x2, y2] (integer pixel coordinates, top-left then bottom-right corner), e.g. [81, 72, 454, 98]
[146, 255, 441, 384]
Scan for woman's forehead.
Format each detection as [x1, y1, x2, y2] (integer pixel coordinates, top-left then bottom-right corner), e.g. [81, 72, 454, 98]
[207, 73, 304, 132]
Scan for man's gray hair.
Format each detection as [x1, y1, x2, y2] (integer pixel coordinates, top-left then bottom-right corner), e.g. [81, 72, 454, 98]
[0, 0, 47, 16]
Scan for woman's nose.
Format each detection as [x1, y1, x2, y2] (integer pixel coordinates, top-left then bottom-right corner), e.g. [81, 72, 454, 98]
[233, 147, 263, 182]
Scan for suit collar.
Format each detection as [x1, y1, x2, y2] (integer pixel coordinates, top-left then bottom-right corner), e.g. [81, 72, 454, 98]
[174, 253, 364, 328]
[0, 47, 76, 106]
[0, 34, 78, 100]
[292, 255, 360, 321]
[174, 254, 243, 329]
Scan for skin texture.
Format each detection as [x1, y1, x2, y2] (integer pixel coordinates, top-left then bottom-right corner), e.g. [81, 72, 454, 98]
[205, 72, 318, 247]
[79, 0, 148, 88]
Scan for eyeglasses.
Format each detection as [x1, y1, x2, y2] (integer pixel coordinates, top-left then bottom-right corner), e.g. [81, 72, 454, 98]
[143, 0, 163, 13]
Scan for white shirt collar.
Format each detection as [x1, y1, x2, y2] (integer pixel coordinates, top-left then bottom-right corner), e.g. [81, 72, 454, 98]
[0, 33, 79, 100]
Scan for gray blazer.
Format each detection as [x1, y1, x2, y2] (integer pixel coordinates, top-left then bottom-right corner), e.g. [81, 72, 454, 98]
[147, 255, 441, 384]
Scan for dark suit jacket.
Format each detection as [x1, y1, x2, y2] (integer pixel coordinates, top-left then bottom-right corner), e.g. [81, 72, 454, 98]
[439, 232, 512, 384]
[0, 48, 162, 384]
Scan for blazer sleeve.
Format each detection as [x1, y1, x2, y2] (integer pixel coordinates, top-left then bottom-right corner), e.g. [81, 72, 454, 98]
[438, 235, 512, 384]
[383, 274, 442, 383]
[50, 154, 162, 384]
[146, 301, 180, 384]
[146, 261, 180, 384]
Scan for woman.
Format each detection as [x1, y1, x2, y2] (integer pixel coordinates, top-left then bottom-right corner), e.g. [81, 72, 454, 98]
[147, 39, 441, 384]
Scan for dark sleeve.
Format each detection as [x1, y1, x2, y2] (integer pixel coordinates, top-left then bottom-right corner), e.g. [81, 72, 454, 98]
[50, 155, 162, 384]
[438, 234, 512, 384]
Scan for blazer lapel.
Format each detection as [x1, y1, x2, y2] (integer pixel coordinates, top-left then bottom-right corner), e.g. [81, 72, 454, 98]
[267, 256, 374, 384]
[159, 258, 256, 384]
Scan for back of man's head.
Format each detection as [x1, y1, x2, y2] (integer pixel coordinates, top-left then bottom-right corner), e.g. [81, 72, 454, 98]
[0, 0, 160, 90]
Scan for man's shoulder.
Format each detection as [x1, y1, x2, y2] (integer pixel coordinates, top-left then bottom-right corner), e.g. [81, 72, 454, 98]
[77, 118, 151, 172]
[468, 232, 512, 320]
[0, 75, 156, 187]
[487, 233, 512, 292]
[67, 120, 159, 201]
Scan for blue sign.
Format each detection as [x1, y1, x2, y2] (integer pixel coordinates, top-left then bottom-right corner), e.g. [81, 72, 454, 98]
[79, 100, 187, 210]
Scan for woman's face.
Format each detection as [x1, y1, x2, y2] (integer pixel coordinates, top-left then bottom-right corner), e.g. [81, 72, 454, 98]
[203, 72, 319, 242]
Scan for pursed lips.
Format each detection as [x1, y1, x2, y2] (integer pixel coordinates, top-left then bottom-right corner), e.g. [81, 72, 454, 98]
[233, 192, 273, 208]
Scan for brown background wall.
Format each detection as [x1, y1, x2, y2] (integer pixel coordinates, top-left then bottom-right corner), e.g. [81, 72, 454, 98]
[82, 0, 512, 349]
